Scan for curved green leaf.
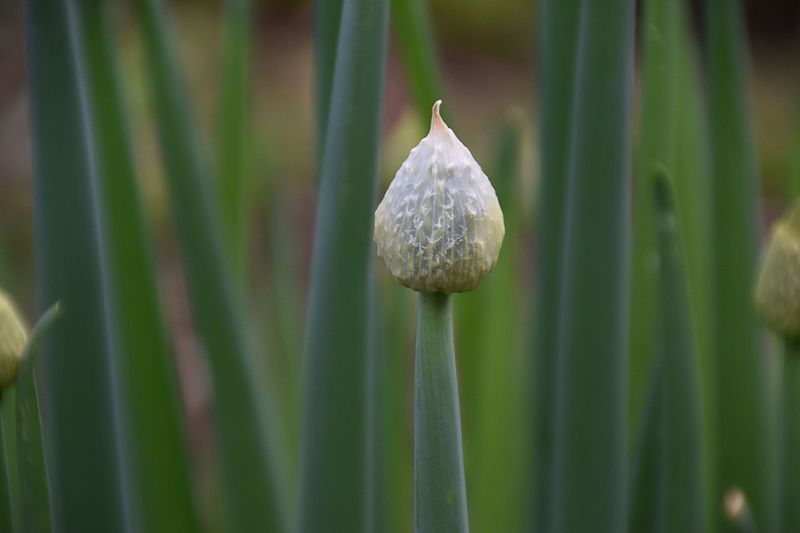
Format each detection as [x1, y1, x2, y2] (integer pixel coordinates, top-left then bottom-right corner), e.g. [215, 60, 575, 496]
[16, 304, 60, 533]
[297, 0, 388, 530]
[550, 1, 635, 532]
[25, 0, 125, 529]
[77, 2, 201, 531]
[132, 0, 285, 530]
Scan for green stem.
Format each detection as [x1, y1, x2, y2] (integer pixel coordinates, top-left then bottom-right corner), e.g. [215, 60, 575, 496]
[414, 292, 468, 533]
[0, 393, 12, 533]
[706, 1, 765, 530]
[779, 342, 800, 533]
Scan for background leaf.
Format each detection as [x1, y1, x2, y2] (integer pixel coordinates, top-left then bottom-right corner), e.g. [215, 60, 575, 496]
[297, 0, 389, 531]
[705, 1, 768, 530]
[549, 1, 635, 532]
[25, 0, 125, 529]
[132, 0, 285, 530]
[78, 2, 200, 531]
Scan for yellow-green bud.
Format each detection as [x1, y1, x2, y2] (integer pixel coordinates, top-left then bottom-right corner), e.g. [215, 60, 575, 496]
[374, 100, 505, 293]
[755, 208, 800, 340]
[0, 290, 28, 389]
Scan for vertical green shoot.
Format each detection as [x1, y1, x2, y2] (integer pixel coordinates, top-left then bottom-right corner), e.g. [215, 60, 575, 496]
[778, 342, 800, 533]
[313, 0, 344, 156]
[297, 0, 388, 531]
[550, 2, 634, 533]
[655, 174, 705, 533]
[629, 0, 678, 443]
[16, 304, 60, 533]
[25, 0, 125, 529]
[414, 292, 468, 533]
[216, 0, 252, 284]
[132, 0, 285, 530]
[391, 0, 447, 126]
[0, 396, 13, 533]
[469, 115, 526, 533]
[531, 1, 581, 531]
[78, 2, 200, 531]
[706, 1, 766, 529]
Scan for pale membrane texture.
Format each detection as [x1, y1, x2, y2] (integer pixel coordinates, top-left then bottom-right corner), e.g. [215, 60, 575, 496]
[374, 111, 504, 293]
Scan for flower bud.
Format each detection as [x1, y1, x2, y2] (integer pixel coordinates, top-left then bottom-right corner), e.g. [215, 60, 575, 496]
[374, 100, 505, 293]
[0, 290, 28, 389]
[755, 207, 800, 340]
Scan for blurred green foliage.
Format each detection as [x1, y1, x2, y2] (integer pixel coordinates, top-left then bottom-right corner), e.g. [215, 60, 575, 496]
[1, 0, 799, 532]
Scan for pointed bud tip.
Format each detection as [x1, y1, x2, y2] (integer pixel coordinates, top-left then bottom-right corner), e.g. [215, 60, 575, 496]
[430, 99, 447, 134]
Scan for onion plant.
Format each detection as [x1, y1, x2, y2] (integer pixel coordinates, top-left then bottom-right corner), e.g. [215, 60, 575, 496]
[374, 101, 504, 532]
[11, 1, 794, 533]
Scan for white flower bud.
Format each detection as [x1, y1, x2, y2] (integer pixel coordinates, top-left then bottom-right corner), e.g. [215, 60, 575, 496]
[374, 100, 505, 293]
[0, 290, 28, 390]
[755, 210, 800, 340]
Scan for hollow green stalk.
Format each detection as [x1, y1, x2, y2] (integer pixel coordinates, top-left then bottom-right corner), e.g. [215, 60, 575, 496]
[531, 1, 581, 530]
[655, 174, 705, 533]
[779, 341, 800, 533]
[706, 1, 766, 530]
[549, 0, 634, 530]
[0, 394, 12, 533]
[414, 292, 468, 533]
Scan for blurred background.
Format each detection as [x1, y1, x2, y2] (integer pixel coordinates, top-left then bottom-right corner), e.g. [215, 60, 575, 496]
[2, 0, 800, 531]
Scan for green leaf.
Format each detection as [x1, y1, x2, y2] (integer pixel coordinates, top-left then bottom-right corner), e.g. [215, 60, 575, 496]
[671, 8, 715, 532]
[313, 0, 344, 156]
[705, 1, 767, 529]
[216, 0, 252, 284]
[654, 173, 706, 533]
[390, 0, 447, 127]
[629, 0, 678, 444]
[467, 114, 527, 533]
[77, 2, 200, 531]
[297, 0, 388, 529]
[16, 304, 60, 533]
[25, 0, 125, 529]
[379, 281, 414, 533]
[530, 1, 581, 531]
[778, 342, 800, 533]
[132, 0, 285, 530]
[0, 393, 14, 533]
[629, 361, 665, 533]
[414, 293, 468, 533]
[549, 1, 635, 532]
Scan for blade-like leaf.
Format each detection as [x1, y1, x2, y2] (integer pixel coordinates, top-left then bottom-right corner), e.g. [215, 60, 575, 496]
[391, 0, 447, 127]
[655, 173, 705, 533]
[16, 303, 60, 533]
[705, 1, 767, 529]
[778, 342, 800, 533]
[132, 0, 285, 530]
[25, 0, 125, 529]
[313, 0, 344, 157]
[77, 2, 200, 531]
[216, 0, 252, 284]
[629, 0, 678, 443]
[0, 393, 13, 533]
[468, 115, 527, 533]
[530, 1, 581, 531]
[550, 2, 635, 533]
[297, 0, 388, 530]
[629, 360, 665, 533]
